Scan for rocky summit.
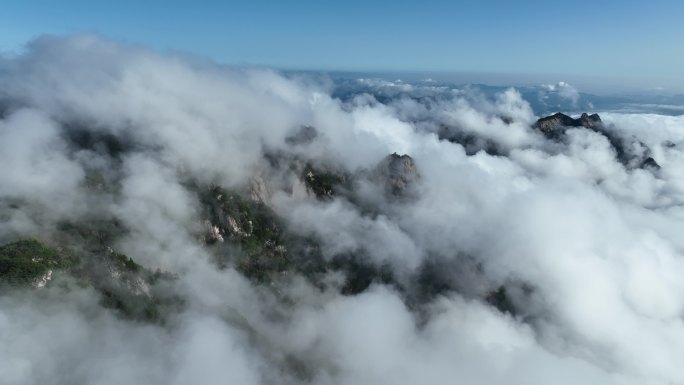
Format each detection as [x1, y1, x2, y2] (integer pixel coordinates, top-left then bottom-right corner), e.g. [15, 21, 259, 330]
[534, 112, 602, 138]
[534, 112, 661, 171]
[373, 153, 419, 197]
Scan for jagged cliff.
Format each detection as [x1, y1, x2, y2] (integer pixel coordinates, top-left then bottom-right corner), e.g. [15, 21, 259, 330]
[533, 112, 661, 170]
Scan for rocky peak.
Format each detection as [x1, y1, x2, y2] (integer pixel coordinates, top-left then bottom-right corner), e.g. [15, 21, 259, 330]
[301, 164, 348, 200]
[579, 113, 602, 128]
[535, 112, 576, 129]
[534, 112, 661, 172]
[375, 153, 419, 197]
[248, 175, 271, 205]
[534, 112, 604, 136]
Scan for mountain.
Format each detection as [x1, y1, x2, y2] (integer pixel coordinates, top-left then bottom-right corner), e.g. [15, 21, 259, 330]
[2, 38, 682, 384]
[533, 112, 661, 170]
[1, 109, 662, 323]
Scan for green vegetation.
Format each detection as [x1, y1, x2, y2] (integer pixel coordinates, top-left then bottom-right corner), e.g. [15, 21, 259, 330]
[202, 184, 394, 290]
[56, 218, 183, 321]
[203, 186, 327, 283]
[0, 217, 182, 323]
[98, 277, 183, 323]
[302, 164, 348, 200]
[203, 186, 291, 281]
[0, 234, 180, 322]
[87, 248, 182, 323]
[111, 251, 142, 273]
[0, 239, 75, 286]
[55, 218, 127, 253]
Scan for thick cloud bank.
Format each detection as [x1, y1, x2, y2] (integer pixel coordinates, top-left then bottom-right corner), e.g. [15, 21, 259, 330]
[2, 35, 684, 385]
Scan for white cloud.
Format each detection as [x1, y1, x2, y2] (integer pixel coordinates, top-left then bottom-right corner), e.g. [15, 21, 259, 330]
[1, 35, 684, 385]
[542, 81, 580, 106]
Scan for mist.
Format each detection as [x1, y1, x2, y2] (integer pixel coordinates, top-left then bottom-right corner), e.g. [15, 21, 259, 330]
[1, 35, 684, 385]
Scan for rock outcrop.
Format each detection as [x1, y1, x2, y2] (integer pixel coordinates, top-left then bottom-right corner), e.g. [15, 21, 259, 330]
[373, 153, 420, 197]
[534, 112, 660, 171]
[534, 112, 602, 139]
[301, 164, 348, 200]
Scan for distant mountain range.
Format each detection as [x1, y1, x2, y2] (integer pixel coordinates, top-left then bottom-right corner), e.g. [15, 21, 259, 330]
[326, 75, 684, 116]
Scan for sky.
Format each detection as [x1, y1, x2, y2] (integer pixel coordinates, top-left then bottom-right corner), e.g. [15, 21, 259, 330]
[1, 0, 683, 91]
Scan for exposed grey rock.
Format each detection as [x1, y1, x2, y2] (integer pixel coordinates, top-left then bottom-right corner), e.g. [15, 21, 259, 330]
[248, 175, 271, 205]
[374, 153, 419, 197]
[579, 112, 603, 128]
[534, 112, 602, 139]
[202, 220, 225, 243]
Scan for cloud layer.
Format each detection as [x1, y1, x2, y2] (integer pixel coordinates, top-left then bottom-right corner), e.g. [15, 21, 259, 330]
[1, 35, 684, 385]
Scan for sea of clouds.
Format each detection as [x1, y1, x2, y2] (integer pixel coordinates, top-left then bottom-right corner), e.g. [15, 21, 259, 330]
[1, 35, 684, 385]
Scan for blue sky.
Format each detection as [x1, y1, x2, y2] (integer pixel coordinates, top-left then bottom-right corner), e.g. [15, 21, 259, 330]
[1, 0, 683, 90]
